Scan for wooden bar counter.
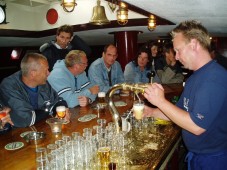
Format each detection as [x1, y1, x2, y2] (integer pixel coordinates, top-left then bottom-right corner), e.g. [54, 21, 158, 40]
[0, 83, 183, 170]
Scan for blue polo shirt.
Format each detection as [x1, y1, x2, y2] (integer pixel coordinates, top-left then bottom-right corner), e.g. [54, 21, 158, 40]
[177, 60, 227, 154]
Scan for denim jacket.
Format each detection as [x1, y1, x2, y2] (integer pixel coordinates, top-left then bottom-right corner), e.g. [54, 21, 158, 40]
[88, 58, 125, 93]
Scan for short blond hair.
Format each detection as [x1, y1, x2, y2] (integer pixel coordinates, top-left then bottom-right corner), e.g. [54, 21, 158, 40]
[65, 50, 86, 67]
[171, 20, 211, 51]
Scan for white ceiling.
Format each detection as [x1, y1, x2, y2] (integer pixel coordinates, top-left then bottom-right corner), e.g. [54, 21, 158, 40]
[0, 0, 227, 47]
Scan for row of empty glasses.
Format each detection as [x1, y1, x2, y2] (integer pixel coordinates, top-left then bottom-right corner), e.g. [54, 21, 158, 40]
[36, 119, 131, 170]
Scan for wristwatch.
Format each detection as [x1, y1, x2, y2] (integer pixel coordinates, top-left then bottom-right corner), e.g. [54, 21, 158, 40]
[0, 5, 6, 24]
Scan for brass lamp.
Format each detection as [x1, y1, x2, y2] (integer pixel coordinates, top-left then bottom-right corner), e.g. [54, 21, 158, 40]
[90, 0, 110, 25]
[108, 0, 117, 12]
[117, 2, 128, 25]
[148, 14, 156, 31]
[61, 0, 77, 13]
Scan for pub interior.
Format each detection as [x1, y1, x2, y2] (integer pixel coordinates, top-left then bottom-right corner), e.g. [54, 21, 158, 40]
[1, 0, 227, 170]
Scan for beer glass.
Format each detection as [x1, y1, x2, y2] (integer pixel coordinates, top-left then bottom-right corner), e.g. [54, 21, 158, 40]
[133, 101, 144, 130]
[0, 111, 7, 130]
[133, 101, 144, 120]
[56, 106, 66, 119]
[98, 92, 106, 105]
[97, 139, 111, 168]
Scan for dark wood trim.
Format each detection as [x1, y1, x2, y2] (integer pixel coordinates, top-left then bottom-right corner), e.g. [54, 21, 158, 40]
[0, 17, 175, 38]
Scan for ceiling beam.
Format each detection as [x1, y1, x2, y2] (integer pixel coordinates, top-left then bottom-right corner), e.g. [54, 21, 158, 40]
[105, 0, 175, 25]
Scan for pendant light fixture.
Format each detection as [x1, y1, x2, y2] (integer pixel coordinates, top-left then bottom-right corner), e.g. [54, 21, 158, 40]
[117, 2, 128, 25]
[61, 0, 77, 13]
[148, 14, 156, 31]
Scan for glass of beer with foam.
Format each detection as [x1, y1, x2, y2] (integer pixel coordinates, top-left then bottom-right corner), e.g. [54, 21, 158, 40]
[56, 106, 66, 119]
[133, 100, 144, 130]
[97, 138, 111, 168]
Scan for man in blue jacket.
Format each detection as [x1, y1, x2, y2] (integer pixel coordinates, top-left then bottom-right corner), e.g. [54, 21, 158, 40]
[0, 53, 70, 127]
[88, 44, 124, 93]
[48, 50, 99, 108]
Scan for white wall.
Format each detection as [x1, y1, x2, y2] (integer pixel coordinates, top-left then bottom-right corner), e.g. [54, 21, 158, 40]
[1, 0, 146, 31]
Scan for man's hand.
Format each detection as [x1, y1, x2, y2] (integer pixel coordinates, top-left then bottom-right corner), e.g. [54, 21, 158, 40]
[89, 85, 99, 95]
[78, 96, 89, 107]
[144, 83, 165, 107]
[65, 108, 71, 123]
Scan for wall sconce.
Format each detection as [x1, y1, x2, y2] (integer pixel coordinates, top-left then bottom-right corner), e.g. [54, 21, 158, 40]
[61, 0, 77, 13]
[117, 2, 128, 25]
[148, 14, 156, 31]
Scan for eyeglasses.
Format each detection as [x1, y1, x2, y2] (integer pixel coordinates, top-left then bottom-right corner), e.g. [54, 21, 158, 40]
[78, 62, 88, 66]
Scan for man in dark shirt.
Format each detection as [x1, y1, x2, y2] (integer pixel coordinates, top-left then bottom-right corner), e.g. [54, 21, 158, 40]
[210, 41, 227, 69]
[40, 24, 91, 71]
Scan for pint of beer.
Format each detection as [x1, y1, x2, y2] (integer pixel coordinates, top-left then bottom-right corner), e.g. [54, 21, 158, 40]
[98, 146, 110, 167]
[56, 106, 66, 119]
[133, 101, 144, 120]
[98, 92, 106, 104]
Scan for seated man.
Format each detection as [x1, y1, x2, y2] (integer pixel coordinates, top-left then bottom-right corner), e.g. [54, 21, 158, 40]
[210, 41, 227, 69]
[155, 42, 184, 84]
[40, 24, 91, 71]
[0, 53, 70, 128]
[88, 44, 125, 93]
[48, 50, 99, 108]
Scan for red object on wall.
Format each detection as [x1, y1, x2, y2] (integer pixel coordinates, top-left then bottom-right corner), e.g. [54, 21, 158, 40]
[46, 8, 58, 25]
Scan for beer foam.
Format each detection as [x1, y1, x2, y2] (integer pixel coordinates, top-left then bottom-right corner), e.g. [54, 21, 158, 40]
[98, 92, 106, 97]
[56, 106, 66, 112]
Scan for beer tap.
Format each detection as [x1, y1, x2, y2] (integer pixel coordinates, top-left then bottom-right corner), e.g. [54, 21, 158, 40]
[147, 71, 155, 83]
[107, 83, 149, 133]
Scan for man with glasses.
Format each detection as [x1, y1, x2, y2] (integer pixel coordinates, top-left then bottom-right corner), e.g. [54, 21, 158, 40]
[48, 50, 99, 108]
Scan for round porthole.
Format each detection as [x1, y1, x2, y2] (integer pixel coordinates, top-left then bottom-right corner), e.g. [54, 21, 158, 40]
[0, 5, 6, 24]
[46, 8, 58, 25]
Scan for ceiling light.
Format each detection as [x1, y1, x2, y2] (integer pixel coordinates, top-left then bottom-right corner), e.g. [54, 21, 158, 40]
[90, 0, 110, 25]
[61, 0, 77, 13]
[117, 2, 128, 25]
[108, 0, 117, 12]
[148, 14, 156, 31]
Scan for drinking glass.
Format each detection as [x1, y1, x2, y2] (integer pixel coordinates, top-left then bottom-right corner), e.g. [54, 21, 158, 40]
[133, 100, 144, 130]
[72, 132, 80, 140]
[36, 147, 49, 170]
[83, 128, 92, 141]
[0, 111, 7, 130]
[97, 119, 107, 128]
[46, 118, 63, 134]
[97, 138, 111, 168]
[56, 106, 66, 119]
[98, 92, 106, 105]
